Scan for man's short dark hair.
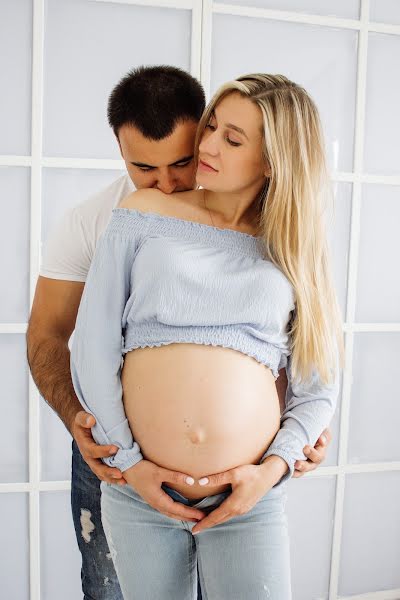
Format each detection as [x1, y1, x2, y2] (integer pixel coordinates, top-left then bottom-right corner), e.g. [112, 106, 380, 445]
[107, 65, 206, 140]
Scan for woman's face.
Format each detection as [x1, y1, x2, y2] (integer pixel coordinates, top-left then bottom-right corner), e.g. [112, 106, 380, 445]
[196, 92, 269, 194]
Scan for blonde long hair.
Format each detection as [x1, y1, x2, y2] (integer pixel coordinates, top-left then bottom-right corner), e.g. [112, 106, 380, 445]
[194, 74, 345, 385]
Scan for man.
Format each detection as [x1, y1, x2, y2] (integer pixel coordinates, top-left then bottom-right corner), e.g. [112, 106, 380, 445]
[27, 65, 332, 600]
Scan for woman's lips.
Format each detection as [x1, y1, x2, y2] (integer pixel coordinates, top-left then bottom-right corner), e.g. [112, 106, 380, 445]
[198, 160, 218, 172]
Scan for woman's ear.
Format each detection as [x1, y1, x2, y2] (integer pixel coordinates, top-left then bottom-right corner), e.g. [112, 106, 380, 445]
[264, 161, 271, 178]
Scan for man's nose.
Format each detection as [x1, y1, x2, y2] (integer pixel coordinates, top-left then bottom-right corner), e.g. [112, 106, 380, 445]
[156, 171, 176, 194]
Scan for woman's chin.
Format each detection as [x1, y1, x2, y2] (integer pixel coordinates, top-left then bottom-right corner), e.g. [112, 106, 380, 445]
[195, 172, 207, 185]
[195, 175, 218, 191]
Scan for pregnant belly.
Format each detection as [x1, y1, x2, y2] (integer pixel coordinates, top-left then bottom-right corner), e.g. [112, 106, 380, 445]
[121, 343, 281, 500]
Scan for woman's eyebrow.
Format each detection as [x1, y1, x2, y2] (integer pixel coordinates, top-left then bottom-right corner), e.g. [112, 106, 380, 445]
[210, 109, 249, 140]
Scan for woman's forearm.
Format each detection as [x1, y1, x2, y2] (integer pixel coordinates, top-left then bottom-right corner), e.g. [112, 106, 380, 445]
[260, 454, 289, 485]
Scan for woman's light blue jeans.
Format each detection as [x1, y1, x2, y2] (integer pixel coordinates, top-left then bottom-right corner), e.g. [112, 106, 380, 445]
[100, 479, 291, 600]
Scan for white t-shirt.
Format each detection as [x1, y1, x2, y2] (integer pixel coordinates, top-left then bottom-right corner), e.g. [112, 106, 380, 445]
[40, 174, 135, 282]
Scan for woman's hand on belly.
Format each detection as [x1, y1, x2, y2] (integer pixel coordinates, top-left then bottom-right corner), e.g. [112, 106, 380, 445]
[122, 459, 208, 523]
[191, 455, 289, 535]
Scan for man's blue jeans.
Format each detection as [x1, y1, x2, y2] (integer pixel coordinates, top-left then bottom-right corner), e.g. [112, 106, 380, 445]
[71, 440, 205, 599]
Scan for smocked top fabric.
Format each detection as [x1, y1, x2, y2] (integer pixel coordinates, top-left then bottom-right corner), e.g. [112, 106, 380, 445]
[111, 207, 296, 379]
[70, 206, 340, 487]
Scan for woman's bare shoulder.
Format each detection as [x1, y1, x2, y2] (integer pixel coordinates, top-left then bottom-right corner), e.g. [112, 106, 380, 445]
[117, 188, 165, 212]
[117, 188, 202, 219]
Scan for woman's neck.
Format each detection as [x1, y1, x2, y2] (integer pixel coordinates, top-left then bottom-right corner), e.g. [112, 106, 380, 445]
[202, 187, 263, 231]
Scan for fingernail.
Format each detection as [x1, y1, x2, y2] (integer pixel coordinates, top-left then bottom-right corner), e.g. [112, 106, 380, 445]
[185, 476, 195, 485]
[321, 434, 327, 444]
[198, 477, 209, 486]
[193, 531, 200, 535]
[86, 417, 92, 425]
[304, 447, 310, 454]
[109, 448, 116, 455]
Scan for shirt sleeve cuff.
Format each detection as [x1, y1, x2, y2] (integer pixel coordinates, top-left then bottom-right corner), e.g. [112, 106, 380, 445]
[102, 448, 144, 472]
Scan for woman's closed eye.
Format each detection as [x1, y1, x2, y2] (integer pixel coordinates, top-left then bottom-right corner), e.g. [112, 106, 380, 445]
[205, 124, 241, 147]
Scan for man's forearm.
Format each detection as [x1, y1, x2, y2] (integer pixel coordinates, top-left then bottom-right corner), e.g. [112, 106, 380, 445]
[26, 331, 81, 435]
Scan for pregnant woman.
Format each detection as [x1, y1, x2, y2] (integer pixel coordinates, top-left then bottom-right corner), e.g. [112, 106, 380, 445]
[71, 73, 344, 599]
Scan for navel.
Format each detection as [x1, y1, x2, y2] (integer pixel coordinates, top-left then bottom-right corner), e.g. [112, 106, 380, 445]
[187, 426, 207, 445]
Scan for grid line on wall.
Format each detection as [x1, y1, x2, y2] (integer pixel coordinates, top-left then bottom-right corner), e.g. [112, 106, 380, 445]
[3, 459, 400, 494]
[3, 321, 400, 336]
[28, 0, 45, 599]
[2, 154, 400, 188]
[95, 0, 193, 8]
[190, 0, 202, 78]
[329, 0, 371, 593]
[213, 1, 400, 35]
[0, 0, 398, 598]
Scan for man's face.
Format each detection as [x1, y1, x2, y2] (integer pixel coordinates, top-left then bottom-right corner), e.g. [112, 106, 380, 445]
[118, 120, 199, 193]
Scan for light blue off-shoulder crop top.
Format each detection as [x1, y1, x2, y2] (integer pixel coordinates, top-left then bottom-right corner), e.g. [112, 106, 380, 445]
[70, 207, 340, 487]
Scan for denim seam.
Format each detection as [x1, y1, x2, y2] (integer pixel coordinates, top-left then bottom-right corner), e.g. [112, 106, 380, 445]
[187, 530, 195, 597]
[196, 546, 209, 600]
